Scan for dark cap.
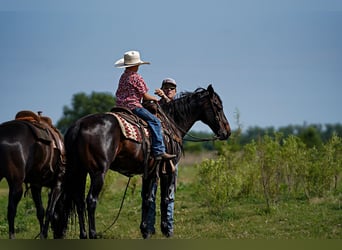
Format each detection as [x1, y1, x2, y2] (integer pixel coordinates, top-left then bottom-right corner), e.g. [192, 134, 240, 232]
[161, 78, 177, 88]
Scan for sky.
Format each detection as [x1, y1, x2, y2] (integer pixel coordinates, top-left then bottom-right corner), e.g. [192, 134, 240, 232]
[1, 0, 341, 132]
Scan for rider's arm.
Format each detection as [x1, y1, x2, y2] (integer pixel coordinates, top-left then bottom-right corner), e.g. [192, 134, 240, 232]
[142, 92, 159, 102]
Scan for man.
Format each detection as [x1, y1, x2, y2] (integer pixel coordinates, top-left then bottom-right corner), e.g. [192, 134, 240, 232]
[155, 78, 177, 104]
[143, 78, 178, 238]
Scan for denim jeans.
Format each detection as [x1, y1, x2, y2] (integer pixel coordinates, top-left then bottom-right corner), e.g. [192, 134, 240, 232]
[143, 166, 177, 236]
[133, 107, 165, 156]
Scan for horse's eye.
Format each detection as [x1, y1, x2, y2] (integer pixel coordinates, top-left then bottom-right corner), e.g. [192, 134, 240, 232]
[213, 98, 222, 109]
[214, 102, 222, 110]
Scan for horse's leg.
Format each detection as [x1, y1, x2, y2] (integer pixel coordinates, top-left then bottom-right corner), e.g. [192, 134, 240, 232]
[87, 172, 105, 239]
[140, 174, 158, 239]
[86, 172, 105, 239]
[43, 189, 53, 239]
[159, 169, 177, 238]
[73, 170, 88, 239]
[43, 163, 65, 238]
[75, 197, 87, 239]
[7, 182, 23, 239]
[43, 179, 63, 238]
[31, 186, 45, 239]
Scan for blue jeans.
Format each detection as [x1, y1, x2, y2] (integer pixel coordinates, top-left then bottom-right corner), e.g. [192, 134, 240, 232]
[143, 165, 177, 236]
[133, 107, 166, 156]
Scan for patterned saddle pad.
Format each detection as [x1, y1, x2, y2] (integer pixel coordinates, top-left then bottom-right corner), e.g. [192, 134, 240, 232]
[110, 112, 150, 143]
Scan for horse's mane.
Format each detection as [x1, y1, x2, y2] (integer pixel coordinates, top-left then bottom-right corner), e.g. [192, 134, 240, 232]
[177, 87, 207, 100]
[160, 87, 208, 121]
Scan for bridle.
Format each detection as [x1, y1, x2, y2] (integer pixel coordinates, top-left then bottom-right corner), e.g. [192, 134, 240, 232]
[184, 91, 219, 142]
[174, 89, 223, 142]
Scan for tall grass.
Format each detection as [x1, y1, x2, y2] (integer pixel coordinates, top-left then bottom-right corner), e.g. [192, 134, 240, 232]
[197, 133, 342, 213]
[0, 136, 341, 239]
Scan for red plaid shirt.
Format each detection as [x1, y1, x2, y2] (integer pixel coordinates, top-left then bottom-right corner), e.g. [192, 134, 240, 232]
[115, 70, 148, 110]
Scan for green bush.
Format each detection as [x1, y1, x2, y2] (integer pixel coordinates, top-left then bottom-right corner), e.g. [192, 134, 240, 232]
[196, 133, 342, 212]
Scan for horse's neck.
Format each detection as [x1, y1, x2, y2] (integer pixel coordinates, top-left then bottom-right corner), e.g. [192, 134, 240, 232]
[165, 101, 200, 138]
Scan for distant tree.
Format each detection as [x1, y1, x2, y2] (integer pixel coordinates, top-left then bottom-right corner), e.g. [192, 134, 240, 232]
[56, 91, 116, 134]
[322, 124, 342, 142]
[299, 126, 323, 148]
[239, 126, 276, 145]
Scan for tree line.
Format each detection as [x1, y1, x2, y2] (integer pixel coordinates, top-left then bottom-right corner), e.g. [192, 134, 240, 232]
[184, 123, 342, 152]
[55, 91, 342, 152]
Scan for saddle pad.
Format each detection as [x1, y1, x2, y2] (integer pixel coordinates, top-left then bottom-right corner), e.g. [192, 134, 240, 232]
[109, 113, 150, 143]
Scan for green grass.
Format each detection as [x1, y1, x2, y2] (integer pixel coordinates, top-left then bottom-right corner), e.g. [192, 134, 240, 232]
[0, 161, 341, 239]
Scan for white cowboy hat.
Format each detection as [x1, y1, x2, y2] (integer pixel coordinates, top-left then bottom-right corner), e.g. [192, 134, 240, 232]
[114, 50, 150, 68]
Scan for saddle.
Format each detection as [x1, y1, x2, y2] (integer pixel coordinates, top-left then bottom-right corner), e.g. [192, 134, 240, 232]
[14, 110, 66, 168]
[109, 107, 150, 143]
[109, 105, 182, 177]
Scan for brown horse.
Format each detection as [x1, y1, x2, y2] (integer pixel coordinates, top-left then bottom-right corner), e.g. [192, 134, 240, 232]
[0, 111, 65, 239]
[51, 85, 231, 239]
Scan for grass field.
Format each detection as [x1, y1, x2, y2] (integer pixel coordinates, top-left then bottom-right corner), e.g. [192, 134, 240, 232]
[0, 153, 341, 239]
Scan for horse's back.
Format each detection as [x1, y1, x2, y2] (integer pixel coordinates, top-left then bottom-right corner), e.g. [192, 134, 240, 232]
[64, 112, 148, 177]
[65, 113, 121, 148]
[0, 120, 36, 153]
[64, 113, 122, 167]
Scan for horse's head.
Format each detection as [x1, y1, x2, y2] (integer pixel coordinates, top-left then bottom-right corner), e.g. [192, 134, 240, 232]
[161, 84, 231, 140]
[198, 85, 231, 140]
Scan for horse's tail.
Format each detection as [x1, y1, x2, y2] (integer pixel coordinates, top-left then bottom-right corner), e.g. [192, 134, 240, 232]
[51, 120, 85, 238]
[64, 120, 81, 153]
[64, 119, 84, 200]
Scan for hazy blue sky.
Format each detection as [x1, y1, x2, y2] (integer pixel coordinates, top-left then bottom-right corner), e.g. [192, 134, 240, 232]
[1, 0, 341, 132]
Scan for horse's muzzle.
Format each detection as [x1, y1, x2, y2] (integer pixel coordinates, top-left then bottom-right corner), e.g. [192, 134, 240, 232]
[218, 125, 231, 140]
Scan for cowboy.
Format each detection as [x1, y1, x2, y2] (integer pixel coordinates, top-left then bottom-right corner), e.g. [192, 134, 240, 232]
[155, 78, 177, 104]
[144, 78, 178, 238]
[114, 50, 176, 160]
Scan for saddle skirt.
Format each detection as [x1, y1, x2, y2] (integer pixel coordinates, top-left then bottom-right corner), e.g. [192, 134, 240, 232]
[108, 112, 150, 143]
[12, 110, 66, 175]
[14, 110, 65, 157]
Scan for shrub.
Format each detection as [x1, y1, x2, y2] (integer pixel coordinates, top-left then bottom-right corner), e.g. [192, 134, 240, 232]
[196, 133, 342, 212]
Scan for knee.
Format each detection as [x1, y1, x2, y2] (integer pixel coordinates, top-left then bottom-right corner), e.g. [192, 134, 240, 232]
[149, 116, 161, 126]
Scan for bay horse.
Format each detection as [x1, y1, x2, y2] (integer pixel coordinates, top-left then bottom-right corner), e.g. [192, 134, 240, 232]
[0, 111, 65, 239]
[51, 84, 231, 239]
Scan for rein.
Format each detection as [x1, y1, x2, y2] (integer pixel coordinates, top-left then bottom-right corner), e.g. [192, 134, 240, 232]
[100, 177, 131, 236]
[183, 133, 219, 142]
[155, 102, 218, 142]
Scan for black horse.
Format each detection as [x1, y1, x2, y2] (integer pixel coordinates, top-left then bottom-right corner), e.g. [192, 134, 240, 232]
[0, 111, 65, 239]
[51, 85, 231, 239]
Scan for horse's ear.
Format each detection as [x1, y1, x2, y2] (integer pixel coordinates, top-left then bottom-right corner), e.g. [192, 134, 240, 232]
[207, 84, 214, 96]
